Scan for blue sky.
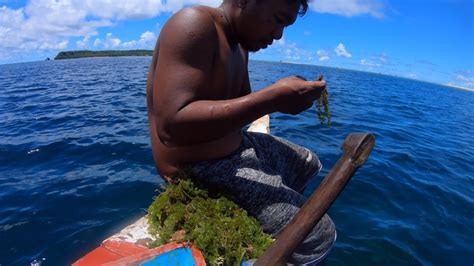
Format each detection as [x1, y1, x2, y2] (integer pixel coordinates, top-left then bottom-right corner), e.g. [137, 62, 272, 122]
[0, 0, 473, 89]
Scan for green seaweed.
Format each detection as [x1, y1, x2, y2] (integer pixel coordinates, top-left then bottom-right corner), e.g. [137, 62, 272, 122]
[316, 75, 331, 127]
[148, 178, 273, 266]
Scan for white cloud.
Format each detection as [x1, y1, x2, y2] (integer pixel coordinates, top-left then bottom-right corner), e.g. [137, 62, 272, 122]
[317, 50, 330, 62]
[0, 3, 110, 61]
[360, 58, 382, 67]
[283, 45, 312, 62]
[122, 40, 137, 49]
[0, 0, 219, 63]
[334, 43, 352, 58]
[359, 54, 388, 68]
[91, 31, 158, 50]
[456, 74, 474, 83]
[104, 33, 121, 48]
[310, 0, 385, 18]
[360, 55, 388, 68]
[274, 38, 286, 46]
[45, 40, 69, 50]
[455, 71, 474, 88]
[123, 31, 157, 49]
[93, 38, 102, 48]
[76, 36, 91, 49]
[139, 31, 157, 46]
[262, 38, 315, 63]
[32, 0, 222, 21]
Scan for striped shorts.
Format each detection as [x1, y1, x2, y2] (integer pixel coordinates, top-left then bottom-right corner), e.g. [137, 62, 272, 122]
[192, 131, 336, 265]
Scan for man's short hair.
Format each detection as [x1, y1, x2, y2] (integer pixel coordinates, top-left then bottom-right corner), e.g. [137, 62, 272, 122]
[297, 0, 309, 16]
[225, 0, 309, 16]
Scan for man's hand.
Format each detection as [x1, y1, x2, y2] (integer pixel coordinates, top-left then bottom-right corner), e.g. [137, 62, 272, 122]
[271, 76, 326, 115]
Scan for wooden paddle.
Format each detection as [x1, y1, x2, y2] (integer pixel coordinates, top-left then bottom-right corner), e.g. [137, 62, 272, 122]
[255, 133, 375, 266]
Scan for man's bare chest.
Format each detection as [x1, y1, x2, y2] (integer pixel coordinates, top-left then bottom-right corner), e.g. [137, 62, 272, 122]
[207, 46, 247, 100]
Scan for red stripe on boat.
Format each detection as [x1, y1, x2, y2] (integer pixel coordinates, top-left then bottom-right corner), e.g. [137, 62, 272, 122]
[72, 241, 206, 266]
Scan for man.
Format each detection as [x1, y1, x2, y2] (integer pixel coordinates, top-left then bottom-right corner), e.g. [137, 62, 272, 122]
[146, 0, 336, 264]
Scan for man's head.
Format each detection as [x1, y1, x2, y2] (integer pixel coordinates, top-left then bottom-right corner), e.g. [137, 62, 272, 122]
[226, 0, 309, 52]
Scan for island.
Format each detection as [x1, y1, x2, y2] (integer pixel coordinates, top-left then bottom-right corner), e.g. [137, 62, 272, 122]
[54, 50, 153, 60]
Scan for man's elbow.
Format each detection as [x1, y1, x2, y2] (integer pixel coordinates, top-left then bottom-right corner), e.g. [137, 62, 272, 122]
[157, 131, 176, 147]
[157, 120, 185, 147]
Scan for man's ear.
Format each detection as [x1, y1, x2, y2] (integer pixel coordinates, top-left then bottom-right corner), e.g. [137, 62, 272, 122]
[237, 0, 247, 9]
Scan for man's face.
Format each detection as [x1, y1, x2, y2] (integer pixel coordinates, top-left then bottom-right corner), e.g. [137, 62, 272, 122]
[236, 0, 300, 52]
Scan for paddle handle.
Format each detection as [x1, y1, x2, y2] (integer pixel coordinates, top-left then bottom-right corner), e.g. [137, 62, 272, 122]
[255, 133, 375, 266]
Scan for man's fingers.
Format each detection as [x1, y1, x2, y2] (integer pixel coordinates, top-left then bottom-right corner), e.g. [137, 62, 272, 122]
[303, 80, 325, 100]
[309, 80, 326, 88]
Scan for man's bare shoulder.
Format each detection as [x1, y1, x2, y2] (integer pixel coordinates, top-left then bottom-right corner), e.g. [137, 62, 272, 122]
[159, 6, 219, 51]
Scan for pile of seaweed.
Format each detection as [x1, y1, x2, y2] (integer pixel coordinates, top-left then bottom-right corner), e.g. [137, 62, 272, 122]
[148, 178, 273, 265]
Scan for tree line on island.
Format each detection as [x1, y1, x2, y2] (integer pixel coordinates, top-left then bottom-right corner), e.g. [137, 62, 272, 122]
[54, 50, 153, 60]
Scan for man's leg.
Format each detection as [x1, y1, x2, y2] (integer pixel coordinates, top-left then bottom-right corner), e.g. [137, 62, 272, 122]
[246, 132, 323, 193]
[192, 133, 336, 264]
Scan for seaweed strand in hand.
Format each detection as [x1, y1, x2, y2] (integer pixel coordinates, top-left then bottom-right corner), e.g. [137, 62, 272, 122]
[316, 75, 331, 127]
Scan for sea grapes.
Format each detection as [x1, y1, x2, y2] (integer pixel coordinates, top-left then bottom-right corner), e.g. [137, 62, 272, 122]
[316, 75, 331, 127]
[148, 178, 273, 265]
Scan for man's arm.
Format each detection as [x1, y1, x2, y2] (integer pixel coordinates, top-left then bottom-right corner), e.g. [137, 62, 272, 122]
[153, 8, 325, 147]
[153, 8, 275, 147]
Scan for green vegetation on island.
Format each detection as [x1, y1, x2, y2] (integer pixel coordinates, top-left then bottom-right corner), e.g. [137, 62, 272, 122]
[54, 50, 153, 60]
[148, 178, 273, 265]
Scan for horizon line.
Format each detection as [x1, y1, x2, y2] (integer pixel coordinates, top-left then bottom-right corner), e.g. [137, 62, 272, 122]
[1, 56, 472, 92]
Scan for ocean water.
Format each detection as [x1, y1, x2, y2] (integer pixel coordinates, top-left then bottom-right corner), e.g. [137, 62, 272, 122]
[0, 57, 472, 265]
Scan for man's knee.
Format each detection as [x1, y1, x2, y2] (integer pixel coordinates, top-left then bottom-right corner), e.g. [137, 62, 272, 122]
[288, 214, 336, 265]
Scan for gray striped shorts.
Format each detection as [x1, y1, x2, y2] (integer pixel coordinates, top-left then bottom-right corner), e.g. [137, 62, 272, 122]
[192, 131, 336, 265]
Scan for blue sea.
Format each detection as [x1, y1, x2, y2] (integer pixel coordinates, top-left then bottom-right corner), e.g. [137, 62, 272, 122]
[0, 57, 472, 265]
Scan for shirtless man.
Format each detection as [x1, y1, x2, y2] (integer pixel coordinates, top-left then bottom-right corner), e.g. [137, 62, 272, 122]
[147, 0, 336, 264]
